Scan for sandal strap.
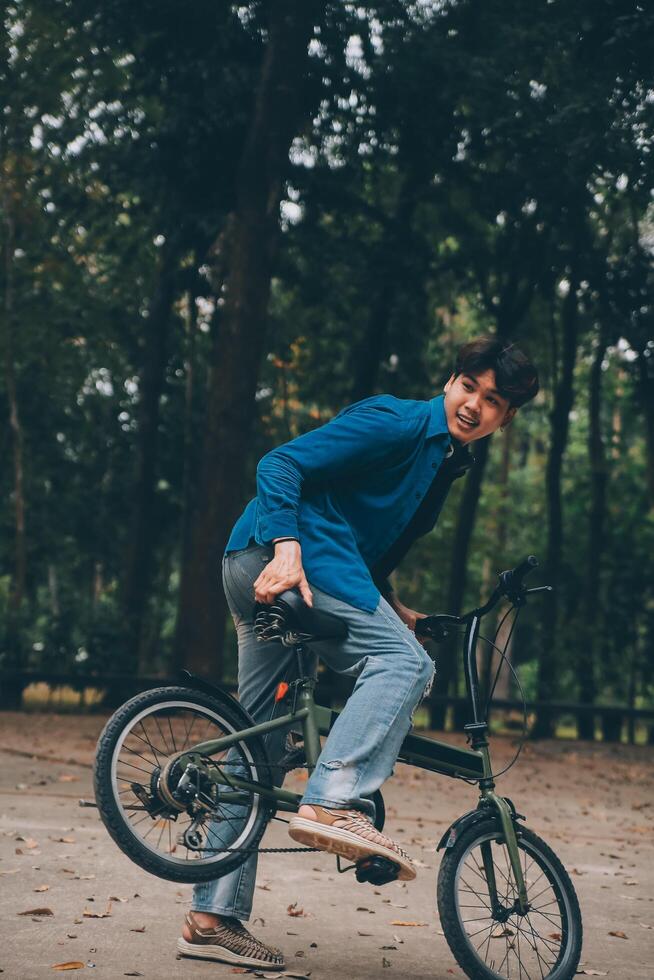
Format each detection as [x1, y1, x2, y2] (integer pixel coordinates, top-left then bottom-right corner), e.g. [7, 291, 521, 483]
[186, 911, 283, 963]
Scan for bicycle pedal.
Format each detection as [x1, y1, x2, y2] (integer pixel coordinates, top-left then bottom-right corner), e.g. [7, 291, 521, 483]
[355, 855, 400, 886]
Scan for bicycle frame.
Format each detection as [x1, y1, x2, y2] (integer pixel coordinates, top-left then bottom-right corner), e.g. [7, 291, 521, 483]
[174, 604, 530, 912]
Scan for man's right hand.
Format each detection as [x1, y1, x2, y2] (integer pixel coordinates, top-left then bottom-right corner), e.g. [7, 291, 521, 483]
[253, 539, 314, 607]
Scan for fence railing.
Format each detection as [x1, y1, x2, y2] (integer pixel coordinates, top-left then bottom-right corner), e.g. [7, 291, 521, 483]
[0, 670, 652, 743]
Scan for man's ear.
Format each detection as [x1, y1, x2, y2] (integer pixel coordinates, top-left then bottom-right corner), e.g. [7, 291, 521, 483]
[443, 373, 456, 393]
[501, 407, 517, 431]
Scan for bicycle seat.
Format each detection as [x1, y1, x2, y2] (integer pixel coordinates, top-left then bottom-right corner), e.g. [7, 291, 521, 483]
[253, 590, 348, 643]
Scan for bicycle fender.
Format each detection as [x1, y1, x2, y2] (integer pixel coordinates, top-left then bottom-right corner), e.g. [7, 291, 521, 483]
[437, 807, 495, 851]
[177, 670, 263, 745]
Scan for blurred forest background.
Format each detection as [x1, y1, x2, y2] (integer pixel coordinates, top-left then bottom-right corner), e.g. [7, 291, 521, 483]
[1, 0, 653, 739]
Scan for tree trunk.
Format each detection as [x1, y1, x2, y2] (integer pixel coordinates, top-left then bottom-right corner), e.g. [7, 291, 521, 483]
[350, 178, 421, 401]
[533, 281, 579, 738]
[175, 1, 321, 678]
[1, 154, 27, 666]
[577, 331, 607, 739]
[635, 345, 654, 507]
[121, 237, 180, 672]
[430, 434, 492, 730]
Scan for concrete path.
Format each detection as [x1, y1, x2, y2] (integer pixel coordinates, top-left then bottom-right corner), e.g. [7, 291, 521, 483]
[1, 712, 652, 979]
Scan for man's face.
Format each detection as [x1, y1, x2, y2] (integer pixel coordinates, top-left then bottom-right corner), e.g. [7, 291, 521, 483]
[443, 369, 516, 444]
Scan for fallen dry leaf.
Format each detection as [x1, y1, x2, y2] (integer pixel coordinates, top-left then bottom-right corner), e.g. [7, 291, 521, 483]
[52, 837, 76, 844]
[286, 902, 306, 917]
[18, 907, 54, 916]
[51, 963, 85, 971]
[58, 775, 78, 783]
[34, 885, 50, 892]
[576, 971, 608, 977]
[16, 836, 39, 849]
[390, 920, 427, 927]
[83, 901, 112, 919]
[608, 930, 628, 939]
[129, 926, 146, 933]
[109, 895, 129, 903]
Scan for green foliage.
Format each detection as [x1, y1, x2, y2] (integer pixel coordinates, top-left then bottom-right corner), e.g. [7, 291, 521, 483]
[0, 0, 651, 721]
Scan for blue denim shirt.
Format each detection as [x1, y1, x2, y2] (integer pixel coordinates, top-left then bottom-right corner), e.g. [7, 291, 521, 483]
[226, 393, 455, 612]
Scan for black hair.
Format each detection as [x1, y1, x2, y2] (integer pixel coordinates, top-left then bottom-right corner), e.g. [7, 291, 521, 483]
[454, 336, 539, 408]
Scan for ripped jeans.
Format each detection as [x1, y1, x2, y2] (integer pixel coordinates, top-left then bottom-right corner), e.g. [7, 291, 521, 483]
[192, 544, 435, 921]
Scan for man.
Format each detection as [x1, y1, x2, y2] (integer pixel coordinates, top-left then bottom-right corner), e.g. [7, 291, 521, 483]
[178, 336, 539, 969]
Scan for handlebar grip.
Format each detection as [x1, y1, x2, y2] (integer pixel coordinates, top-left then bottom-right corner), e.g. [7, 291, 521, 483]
[499, 555, 538, 599]
[512, 555, 539, 585]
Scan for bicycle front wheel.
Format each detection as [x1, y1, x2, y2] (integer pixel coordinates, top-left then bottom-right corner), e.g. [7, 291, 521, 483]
[437, 818, 582, 980]
[94, 686, 273, 883]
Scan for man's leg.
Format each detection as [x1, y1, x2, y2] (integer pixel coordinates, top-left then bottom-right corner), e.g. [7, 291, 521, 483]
[288, 587, 435, 877]
[181, 546, 312, 966]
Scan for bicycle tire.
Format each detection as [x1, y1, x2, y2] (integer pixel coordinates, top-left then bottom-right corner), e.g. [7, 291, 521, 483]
[437, 817, 582, 980]
[93, 685, 273, 883]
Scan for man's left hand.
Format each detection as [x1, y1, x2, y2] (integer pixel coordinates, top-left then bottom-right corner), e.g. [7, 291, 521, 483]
[389, 597, 430, 649]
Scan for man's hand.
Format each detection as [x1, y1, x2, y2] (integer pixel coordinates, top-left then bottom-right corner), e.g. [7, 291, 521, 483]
[388, 595, 429, 648]
[253, 539, 314, 607]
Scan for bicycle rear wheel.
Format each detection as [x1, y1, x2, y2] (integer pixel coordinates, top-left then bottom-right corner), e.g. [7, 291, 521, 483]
[437, 818, 582, 980]
[94, 686, 273, 883]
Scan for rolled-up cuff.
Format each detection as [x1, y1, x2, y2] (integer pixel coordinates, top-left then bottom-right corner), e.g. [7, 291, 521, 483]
[256, 511, 300, 545]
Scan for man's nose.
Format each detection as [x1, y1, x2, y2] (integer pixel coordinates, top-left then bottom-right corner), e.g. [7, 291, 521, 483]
[464, 393, 481, 416]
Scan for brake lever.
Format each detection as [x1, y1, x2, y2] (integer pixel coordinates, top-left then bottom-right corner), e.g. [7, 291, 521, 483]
[524, 586, 553, 595]
[415, 617, 452, 642]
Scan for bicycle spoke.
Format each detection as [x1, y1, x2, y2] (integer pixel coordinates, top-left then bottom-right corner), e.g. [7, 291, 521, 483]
[180, 712, 197, 752]
[135, 722, 167, 764]
[166, 714, 178, 753]
[460, 878, 493, 911]
[152, 714, 172, 755]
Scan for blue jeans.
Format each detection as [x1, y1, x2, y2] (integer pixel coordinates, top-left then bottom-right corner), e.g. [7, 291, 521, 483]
[192, 544, 435, 920]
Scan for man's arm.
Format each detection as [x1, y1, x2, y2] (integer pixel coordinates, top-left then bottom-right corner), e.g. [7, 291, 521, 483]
[255, 399, 416, 544]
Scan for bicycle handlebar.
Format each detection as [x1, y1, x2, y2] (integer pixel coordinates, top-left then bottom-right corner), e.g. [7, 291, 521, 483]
[415, 555, 543, 640]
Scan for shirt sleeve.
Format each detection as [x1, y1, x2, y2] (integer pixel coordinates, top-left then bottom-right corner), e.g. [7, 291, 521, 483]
[255, 398, 416, 544]
[371, 572, 395, 598]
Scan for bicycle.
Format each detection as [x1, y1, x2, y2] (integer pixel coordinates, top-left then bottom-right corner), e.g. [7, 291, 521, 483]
[93, 555, 583, 980]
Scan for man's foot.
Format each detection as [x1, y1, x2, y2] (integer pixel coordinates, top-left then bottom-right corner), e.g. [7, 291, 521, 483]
[288, 804, 416, 881]
[177, 911, 285, 968]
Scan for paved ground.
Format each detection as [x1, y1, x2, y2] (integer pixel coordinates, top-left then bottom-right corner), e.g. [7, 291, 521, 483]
[0, 711, 653, 979]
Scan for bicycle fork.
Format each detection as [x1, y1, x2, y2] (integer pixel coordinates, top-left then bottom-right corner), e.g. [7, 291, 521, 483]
[479, 788, 529, 916]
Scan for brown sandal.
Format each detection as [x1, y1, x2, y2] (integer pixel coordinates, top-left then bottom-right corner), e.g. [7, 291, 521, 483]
[177, 911, 285, 968]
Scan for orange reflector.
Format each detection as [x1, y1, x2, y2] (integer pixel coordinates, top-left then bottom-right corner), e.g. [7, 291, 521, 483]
[274, 682, 289, 703]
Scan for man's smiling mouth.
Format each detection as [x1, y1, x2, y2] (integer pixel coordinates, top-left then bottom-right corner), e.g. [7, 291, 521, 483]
[457, 413, 479, 428]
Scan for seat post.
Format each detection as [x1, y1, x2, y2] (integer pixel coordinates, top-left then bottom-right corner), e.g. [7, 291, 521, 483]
[294, 641, 309, 678]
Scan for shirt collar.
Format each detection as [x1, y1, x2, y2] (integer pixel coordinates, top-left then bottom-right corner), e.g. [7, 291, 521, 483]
[426, 393, 451, 439]
[427, 394, 475, 467]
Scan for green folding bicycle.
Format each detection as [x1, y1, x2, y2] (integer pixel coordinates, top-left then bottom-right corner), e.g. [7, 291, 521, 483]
[94, 555, 583, 980]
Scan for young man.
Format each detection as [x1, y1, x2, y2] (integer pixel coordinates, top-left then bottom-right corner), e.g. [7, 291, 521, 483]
[178, 337, 539, 969]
